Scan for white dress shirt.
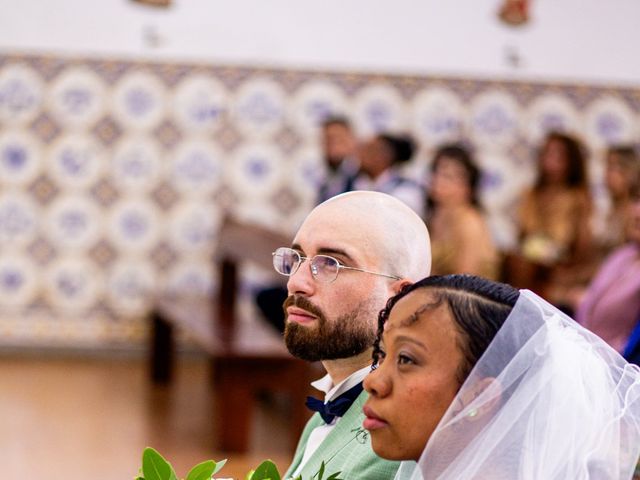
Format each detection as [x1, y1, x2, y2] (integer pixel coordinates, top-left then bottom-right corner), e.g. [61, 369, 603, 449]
[290, 365, 371, 478]
[353, 168, 425, 218]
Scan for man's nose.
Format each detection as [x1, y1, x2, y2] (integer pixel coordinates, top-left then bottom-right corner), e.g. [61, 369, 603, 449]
[287, 259, 316, 296]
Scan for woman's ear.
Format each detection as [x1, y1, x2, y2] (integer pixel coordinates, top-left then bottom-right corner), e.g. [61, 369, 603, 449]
[458, 377, 502, 420]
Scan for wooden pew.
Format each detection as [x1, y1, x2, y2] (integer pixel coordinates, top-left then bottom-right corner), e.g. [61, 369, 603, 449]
[149, 218, 317, 452]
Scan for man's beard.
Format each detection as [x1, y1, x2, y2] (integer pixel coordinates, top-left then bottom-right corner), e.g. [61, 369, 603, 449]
[283, 294, 377, 362]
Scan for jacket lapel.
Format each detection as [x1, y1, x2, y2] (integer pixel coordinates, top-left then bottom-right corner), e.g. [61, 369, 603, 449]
[287, 413, 325, 477]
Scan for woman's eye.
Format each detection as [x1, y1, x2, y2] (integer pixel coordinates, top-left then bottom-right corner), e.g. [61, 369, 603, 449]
[397, 354, 414, 365]
[376, 350, 387, 365]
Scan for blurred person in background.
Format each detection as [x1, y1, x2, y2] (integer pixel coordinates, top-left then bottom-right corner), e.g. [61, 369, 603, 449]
[317, 116, 360, 203]
[505, 131, 593, 310]
[576, 186, 640, 359]
[597, 145, 640, 256]
[425, 144, 499, 280]
[354, 133, 425, 217]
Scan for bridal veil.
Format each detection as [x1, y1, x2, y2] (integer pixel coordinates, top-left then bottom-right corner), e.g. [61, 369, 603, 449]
[397, 289, 640, 479]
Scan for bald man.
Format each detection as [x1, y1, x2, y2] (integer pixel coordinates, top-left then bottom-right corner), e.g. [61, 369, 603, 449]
[272, 191, 431, 480]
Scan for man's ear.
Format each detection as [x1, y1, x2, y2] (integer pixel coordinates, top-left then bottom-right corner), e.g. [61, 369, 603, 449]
[390, 278, 413, 295]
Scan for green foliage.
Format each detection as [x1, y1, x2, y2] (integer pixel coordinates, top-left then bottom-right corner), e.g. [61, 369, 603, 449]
[141, 447, 178, 480]
[249, 459, 281, 480]
[136, 447, 225, 480]
[313, 461, 342, 480]
[136, 447, 340, 480]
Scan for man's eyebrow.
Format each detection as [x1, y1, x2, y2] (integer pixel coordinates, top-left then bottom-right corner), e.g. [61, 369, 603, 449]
[316, 247, 354, 261]
[289, 244, 355, 262]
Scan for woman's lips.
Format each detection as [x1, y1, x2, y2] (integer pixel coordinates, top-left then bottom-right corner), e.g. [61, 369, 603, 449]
[286, 306, 317, 324]
[363, 405, 388, 430]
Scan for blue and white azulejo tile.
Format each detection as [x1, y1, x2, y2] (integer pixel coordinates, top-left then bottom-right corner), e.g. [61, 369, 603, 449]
[525, 93, 582, 144]
[46, 67, 107, 130]
[584, 95, 638, 149]
[167, 201, 221, 254]
[47, 134, 105, 190]
[106, 258, 156, 316]
[44, 193, 102, 251]
[411, 87, 466, 147]
[0, 63, 44, 126]
[172, 74, 227, 133]
[232, 78, 286, 139]
[468, 91, 522, 151]
[111, 135, 163, 192]
[163, 258, 214, 297]
[170, 139, 223, 197]
[0, 130, 43, 186]
[353, 84, 407, 137]
[107, 198, 161, 253]
[44, 256, 103, 313]
[289, 144, 325, 193]
[0, 190, 40, 247]
[0, 253, 39, 308]
[226, 142, 284, 198]
[111, 70, 167, 131]
[289, 80, 350, 137]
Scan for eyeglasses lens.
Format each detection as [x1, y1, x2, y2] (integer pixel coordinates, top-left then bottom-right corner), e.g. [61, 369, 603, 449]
[311, 255, 339, 282]
[274, 248, 299, 275]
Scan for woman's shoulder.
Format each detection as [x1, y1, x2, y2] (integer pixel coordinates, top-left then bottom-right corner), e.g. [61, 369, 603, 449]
[455, 206, 489, 231]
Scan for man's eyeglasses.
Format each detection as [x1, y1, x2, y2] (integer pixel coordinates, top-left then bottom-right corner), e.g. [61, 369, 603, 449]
[272, 247, 401, 283]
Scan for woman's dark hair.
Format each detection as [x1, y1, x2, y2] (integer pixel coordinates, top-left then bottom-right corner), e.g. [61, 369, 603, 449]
[608, 145, 640, 192]
[321, 115, 352, 130]
[431, 143, 482, 207]
[377, 134, 416, 165]
[535, 131, 588, 190]
[372, 274, 520, 384]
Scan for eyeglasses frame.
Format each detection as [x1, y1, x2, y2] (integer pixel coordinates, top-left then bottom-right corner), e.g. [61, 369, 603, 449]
[272, 247, 402, 283]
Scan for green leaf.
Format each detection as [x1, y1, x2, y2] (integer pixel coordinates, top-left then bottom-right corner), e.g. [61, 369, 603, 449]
[250, 460, 281, 480]
[142, 447, 175, 480]
[326, 472, 343, 480]
[316, 461, 325, 480]
[213, 459, 227, 475]
[244, 469, 255, 480]
[185, 460, 216, 480]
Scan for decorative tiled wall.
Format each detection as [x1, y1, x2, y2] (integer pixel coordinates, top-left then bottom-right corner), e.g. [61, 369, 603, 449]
[0, 52, 639, 349]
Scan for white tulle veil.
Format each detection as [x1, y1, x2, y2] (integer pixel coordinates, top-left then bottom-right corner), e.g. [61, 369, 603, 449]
[396, 289, 640, 480]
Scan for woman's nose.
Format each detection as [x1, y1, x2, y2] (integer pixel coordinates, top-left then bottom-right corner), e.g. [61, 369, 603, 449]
[364, 365, 390, 398]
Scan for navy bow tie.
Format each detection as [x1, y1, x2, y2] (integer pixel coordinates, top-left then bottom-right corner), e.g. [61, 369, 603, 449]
[305, 381, 364, 424]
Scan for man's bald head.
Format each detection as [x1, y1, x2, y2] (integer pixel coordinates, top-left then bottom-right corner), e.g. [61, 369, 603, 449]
[300, 191, 431, 281]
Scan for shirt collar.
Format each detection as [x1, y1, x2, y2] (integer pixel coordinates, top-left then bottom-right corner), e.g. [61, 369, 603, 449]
[310, 365, 371, 403]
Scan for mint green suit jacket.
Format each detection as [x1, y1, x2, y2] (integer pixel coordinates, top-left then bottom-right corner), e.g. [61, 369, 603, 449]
[285, 391, 400, 480]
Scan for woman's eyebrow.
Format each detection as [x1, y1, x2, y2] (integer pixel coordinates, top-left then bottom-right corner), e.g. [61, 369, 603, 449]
[393, 334, 427, 350]
[402, 302, 440, 327]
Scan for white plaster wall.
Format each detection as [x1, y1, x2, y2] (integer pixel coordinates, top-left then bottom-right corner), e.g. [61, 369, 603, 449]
[0, 0, 639, 85]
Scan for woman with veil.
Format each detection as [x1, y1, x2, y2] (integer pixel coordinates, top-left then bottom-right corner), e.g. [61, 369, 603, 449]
[362, 274, 640, 479]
